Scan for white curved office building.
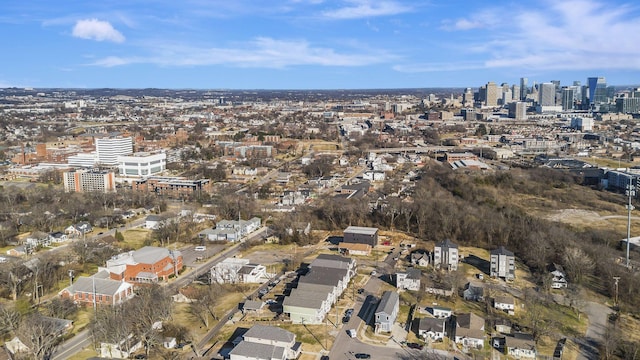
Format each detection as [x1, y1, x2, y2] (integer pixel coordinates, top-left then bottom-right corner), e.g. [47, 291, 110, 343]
[118, 152, 166, 177]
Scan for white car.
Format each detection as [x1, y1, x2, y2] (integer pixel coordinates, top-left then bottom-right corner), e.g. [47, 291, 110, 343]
[195, 246, 207, 251]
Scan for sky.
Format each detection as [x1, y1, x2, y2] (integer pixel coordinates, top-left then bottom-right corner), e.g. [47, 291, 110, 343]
[1, 0, 640, 89]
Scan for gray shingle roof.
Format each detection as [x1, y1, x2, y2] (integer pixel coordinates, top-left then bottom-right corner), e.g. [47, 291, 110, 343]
[491, 246, 514, 256]
[66, 276, 128, 296]
[229, 340, 285, 360]
[375, 291, 399, 316]
[244, 324, 295, 344]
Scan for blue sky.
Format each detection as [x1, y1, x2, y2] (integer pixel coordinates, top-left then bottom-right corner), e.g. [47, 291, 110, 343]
[1, 0, 640, 89]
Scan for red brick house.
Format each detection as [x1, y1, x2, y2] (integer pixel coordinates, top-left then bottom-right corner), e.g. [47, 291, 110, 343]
[59, 271, 134, 306]
[102, 246, 183, 283]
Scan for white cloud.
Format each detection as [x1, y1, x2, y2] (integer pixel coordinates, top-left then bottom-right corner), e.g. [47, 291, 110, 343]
[72, 19, 125, 43]
[400, 0, 640, 73]
[322, 0, 410, 20]
[89, 37, 396, 68]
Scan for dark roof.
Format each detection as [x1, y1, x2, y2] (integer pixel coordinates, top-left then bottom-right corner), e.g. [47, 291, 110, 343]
[491, 246, 514, 256]
[436, 238, 458, 249]
[418, 317, 445, 332]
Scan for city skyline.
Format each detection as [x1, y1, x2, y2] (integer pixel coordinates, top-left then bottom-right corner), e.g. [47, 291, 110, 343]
[1, 0, 640, 89]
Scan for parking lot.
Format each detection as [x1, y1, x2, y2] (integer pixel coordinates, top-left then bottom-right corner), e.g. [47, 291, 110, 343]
[181, 244, 226, 266]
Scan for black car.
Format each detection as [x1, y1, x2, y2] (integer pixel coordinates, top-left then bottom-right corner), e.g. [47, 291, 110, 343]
[407, 342, 423, 350]
[354, 354, 371, 359]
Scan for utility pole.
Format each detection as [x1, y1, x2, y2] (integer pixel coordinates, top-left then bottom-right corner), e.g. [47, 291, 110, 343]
[626, 177, 635, 268]
[613, 276, 620, 307]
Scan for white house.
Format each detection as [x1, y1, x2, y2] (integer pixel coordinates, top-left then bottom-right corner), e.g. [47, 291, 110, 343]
[452, 313, 485, 350]
[506, 334, 537, 359]
[429, 306, 453, 319]
[418, 317, 446, 341]
[100, 334, 143, 359]
[549, 263, 568, 289]
[211, 258, 269, 284]
[494, 295, 516, 315]
[396, 268, 421, 291]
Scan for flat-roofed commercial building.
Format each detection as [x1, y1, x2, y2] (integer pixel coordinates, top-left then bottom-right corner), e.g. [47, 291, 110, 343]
[63, 169, 115, 193]
[118, 152, 166, 177]
[343, 226, 379, 247]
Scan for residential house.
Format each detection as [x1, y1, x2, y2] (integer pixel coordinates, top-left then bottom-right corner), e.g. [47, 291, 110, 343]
[375, 291, 399, 333]
[163, 337, 177, 349]
[48, 231, 68, 243]
[494, 295, 516, 315]
[283, 254, 355, 324]
[450, 313, 485, 350]
[418, 317, 446, 341]
[100, 334, 143, 359]
[242, 300, 265, 313]
[144, 214, 165, 229]
[26, 231, 50, 247]
[65, 221, 93, 237]
[101, 246, 183, 283]
[198, 217, 261, 242]
[490, 246, 516, 280]
[231, 325, 302, 360]
[6, 245, 27, 257]
[338, 242, 372, 256]
[59, 271, 134, 306]
[433, 239, 459, 271]
[462, 281, 485, 302]
[410, 250, 430, 267]
[210, 258, 269, 284]
[396, 268, 421, 291]
[506, 333, 537, 359]
[549, 263, 568, 289]
[428, 306, 452, 319]
[494, 318, 513, 334]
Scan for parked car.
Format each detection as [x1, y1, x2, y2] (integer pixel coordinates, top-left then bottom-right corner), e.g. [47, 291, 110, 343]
[195, 246, 206, 251]
[355, 353, 371, 359]
[407, 343, 423, 350]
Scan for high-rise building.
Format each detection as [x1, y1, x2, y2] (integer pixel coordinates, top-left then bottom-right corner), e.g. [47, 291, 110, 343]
[520, 77, 528, 100]
[538, 83, 556, 106]
[588, 77, 608, 108]
[462, 88, 474, 106]
[96, 137, 133, 165]
[508, 102, 527, 120]
[63, 169, 115, 193]
[511, 85, 520, 101]
[561, 87, 576, 111]
[485, 81, 498, 107]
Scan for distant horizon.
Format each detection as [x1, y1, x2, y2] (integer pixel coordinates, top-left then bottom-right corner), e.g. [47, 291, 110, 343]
[2, 1, 640, 89]
[2, 84, 640, 92]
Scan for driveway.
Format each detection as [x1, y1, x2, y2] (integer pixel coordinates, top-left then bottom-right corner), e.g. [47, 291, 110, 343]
[576, 301, 613, 360]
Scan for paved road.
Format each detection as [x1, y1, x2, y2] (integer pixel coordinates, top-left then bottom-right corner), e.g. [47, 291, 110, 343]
[51, 329, 92, 360]
[51, 226, 269, 360]
[576, 301, 613, 360]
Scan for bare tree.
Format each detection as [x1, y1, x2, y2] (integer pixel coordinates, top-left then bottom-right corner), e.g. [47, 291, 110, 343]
[0, 303, 21, 337]
[14, 313, 62, 360]
[563, 247, 594, 285]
